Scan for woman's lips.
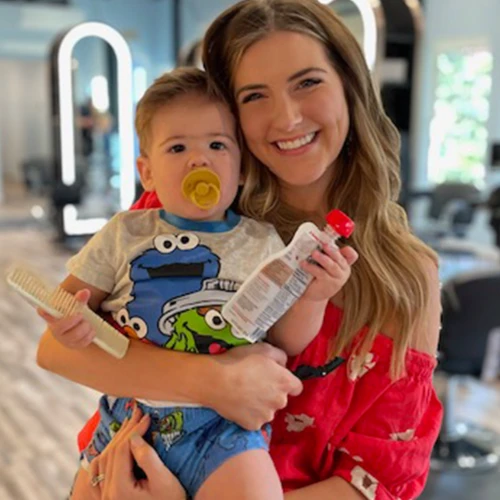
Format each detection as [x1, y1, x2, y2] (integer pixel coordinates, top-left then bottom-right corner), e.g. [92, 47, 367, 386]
[272, 131, 319, 156]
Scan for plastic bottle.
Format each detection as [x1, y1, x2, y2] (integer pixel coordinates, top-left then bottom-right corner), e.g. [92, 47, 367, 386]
[221, 209, 355, 342]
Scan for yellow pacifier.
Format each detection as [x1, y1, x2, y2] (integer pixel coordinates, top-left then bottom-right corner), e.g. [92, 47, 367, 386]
[181, 168, 221, 210]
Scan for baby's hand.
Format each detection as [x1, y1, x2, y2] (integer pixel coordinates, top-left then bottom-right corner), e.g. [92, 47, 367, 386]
[37, 289, 96, 349]
[300, 244, 358, 302]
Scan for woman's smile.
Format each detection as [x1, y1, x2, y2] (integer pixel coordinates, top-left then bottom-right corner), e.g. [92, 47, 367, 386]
[273, 131, 319, 155]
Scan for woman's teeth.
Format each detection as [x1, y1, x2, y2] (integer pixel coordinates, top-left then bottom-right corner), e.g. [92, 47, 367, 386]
[276, 132, 316, 151]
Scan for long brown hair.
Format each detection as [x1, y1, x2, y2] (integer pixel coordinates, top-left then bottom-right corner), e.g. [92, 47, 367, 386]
[203, 0, 437, 377]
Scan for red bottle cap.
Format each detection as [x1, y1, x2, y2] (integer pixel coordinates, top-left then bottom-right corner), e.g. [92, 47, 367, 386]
[325, 209, 355, 238]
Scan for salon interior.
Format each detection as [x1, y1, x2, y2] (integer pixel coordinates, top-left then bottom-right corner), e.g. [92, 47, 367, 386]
[0, 0, 499, 498]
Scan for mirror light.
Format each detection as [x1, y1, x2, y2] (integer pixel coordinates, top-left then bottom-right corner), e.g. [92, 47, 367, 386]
[63, 204, 108, 236]
[318, 0, 378, 70]
[57, 22, 135, 213]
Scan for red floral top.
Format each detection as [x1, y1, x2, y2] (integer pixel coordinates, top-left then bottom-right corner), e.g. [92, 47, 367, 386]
[272, 303, 442, 499]
[78, 191, 443, 499]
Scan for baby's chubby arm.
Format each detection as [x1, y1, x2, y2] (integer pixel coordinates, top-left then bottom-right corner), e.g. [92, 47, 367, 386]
[267, 245, 358, 356]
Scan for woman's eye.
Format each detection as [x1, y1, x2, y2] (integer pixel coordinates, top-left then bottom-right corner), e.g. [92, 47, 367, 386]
[210, 141, 226, 151]
[168, 144, 185, 153]
[298, 78, 321, 90]
[241, 92, 263, 104]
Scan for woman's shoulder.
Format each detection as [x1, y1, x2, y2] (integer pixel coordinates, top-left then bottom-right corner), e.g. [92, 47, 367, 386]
[333, 254, 440, 357]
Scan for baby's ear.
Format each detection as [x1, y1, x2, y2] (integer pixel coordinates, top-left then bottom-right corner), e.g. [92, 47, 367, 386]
[136, 156, 154, 192]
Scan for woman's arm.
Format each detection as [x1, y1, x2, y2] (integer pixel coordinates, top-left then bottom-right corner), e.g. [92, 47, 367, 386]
[37, 331, 302, 429]
[37, 331, 219, 403]
[268, 298, 326, 356]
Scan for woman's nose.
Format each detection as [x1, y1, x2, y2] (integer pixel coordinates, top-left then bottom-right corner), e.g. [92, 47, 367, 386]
[272, 95, 303, 132]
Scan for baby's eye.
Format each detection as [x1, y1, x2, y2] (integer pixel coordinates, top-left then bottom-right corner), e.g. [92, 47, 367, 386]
[298, 78, 321, 90]
[210, 141, 226, 151]
[168, 144, 185, 153]
[241, 92, 263, 104]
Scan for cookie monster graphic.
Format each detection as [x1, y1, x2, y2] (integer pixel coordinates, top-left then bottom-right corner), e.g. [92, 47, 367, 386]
[115, 233, 220, 345]
[158, 279, 249, 354]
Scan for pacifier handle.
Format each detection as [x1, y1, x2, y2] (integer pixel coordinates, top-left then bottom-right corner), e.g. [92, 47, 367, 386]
[181, 168, 221, 210]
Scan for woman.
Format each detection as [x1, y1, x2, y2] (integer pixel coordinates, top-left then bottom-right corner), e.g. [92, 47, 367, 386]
[39, 1, 442, 498]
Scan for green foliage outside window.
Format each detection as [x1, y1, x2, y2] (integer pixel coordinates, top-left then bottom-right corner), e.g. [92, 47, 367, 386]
[428, 48, 493, 185]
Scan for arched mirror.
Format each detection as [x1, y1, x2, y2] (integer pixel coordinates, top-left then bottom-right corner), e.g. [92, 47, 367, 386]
[319, 0, 385, 74]
[49, 22, 134, 239]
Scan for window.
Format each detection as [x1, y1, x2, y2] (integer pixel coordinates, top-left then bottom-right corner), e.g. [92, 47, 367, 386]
[427, 46, 493, 186]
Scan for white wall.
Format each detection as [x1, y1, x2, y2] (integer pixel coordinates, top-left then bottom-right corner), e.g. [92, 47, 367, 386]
[0, 60, 52, 183]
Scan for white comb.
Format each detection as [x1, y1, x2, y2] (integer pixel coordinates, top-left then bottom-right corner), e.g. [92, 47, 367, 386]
[6, 267, 129, 359]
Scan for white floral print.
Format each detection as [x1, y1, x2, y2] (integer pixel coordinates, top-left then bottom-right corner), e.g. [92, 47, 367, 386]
[348, 352, 376, 381]
[284, 413, 315, 432]
[351, 465, 379, 500]
[390, 429, 416, 441]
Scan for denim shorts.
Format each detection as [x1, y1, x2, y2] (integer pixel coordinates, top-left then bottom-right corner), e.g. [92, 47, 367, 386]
[82, 396, 271, 497]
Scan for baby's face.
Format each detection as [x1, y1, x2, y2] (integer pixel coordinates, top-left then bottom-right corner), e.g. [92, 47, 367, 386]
[139, 93, 241, 221]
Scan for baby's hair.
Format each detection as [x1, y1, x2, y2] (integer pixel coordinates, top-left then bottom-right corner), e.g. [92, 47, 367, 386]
[135, 67, 224, 155]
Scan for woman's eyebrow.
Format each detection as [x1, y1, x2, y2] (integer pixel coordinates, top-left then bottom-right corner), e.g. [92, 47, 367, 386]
[235, 67, 327, 99]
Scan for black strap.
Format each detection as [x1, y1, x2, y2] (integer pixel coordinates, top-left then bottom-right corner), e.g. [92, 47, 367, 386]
[293, 356, 345, 380]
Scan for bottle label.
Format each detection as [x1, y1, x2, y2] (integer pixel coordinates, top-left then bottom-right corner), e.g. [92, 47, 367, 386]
[222, 226, 334, 342]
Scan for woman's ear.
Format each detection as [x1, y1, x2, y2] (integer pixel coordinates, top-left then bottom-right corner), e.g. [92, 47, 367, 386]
[136, 156, 155, 192]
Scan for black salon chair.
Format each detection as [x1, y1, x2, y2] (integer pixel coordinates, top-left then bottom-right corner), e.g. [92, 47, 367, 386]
[429, 182, 482, 238]
[432, 269, 500, 471]
[487, 186, 500, 248]
[411, 182, 483, 244]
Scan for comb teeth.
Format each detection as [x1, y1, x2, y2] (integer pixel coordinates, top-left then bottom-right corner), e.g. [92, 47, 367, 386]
[6, 267, 61, 317]
[48, 287, 81, 317]
[5, 266, 130, 359]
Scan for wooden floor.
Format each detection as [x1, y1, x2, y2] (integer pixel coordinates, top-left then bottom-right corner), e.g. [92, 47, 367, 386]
[0, 225, 100, 500]
[0, 187, 499, 499]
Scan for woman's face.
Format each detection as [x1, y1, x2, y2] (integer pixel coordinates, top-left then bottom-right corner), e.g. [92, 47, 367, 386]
[234, 30, 350, 207]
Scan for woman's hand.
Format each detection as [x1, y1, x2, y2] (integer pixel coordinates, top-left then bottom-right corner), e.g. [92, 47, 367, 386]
[207, 343, 303, 430]
[301, 245, 358, 302]
[86, 405, 186, 500]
